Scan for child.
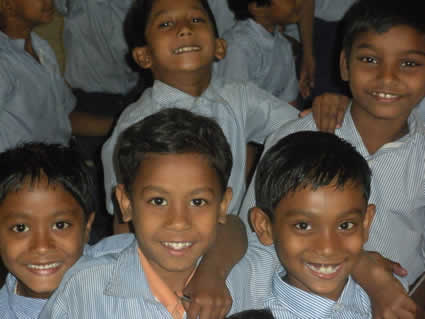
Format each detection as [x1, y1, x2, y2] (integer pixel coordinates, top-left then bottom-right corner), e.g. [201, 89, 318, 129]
[213, 0, 300, 104]
[249, 131, 375, 318]
[0, 143, 134, 319]
[241, 0, 425, 315]
[0, 0, 114, 154]
[101, 0, 303, 225]
[39, 108, 238, 319]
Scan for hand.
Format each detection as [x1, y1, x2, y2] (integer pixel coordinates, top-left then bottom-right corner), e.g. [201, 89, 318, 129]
[299, 53, 315, 98]
[182, 269, 232, 319]
[311, 93, 349, 133]
[355, 251, 418, 319]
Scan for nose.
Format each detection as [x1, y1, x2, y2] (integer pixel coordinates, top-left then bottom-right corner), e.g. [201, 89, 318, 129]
[177, 21, 193, 37]
[31, 229, 54, 253]
[377, 62, 399, 85]
[165, 203, 191, 231]
[314, 230, 340, 257]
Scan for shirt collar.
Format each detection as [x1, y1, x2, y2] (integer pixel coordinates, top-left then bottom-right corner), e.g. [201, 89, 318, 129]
[246, 19, 279, 48]
[6, 273, 46, 318]
[267, 268, 362, 318]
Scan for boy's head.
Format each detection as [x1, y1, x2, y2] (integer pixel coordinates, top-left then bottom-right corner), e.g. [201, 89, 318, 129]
[251, 131, 375, 301]
[0, 0, 55, 32]
[226, 309, 275, 319]
[0, 143, 95, 299]
[115, 108, 233, 285]
[124, 0, 226, 86]
[340, 0, 425, 123]
[227, 0, 299, 28]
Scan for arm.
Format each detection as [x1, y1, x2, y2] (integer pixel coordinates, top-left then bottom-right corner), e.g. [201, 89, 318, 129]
[297, 0, 315, 98]
[183, 215, 248, 319]
[352, 251, 418, 319]
[69, 111, 114, 137]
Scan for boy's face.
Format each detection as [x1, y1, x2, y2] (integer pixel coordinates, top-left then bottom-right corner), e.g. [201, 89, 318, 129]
[341, 25, 425, 123]
[0, 177, 93, 299]
[252, 182, 374, 301]
[116, 153, 231, 283]
[132, 0, 226, 79]
[6, 0, 54, 27]
[253, 0, 299, 28]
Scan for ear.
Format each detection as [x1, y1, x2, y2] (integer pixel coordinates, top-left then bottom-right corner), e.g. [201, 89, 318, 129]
[250, 207, 274, 246]
[218, 187, 232, 224]
[132, 46, 152, 69]
[340, 51, 350, 82]
[83, 212, 95, 243]
[362, 204, 375, 243]
[115, 184, 133, 223]
[214, 38, 227, 61]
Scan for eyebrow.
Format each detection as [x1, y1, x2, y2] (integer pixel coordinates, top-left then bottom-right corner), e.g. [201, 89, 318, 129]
[151, 6, 206, 20]
[355, 44, 425, 57]
[283, 208, 364, 218]
[2, 208, 82, 221]
[141, 186, 216, 196]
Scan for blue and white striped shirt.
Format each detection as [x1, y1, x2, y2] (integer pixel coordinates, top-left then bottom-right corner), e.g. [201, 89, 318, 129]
[0, 31, 75, 152]
[240, 104, 425, 285]
[214, 19, 299, 103]
[265, 270, 371, 319]
[54, 0, 138, 94]
[39, 232, 281, 319]
[101, 76, 299, 216]
[0, 234, 133, 319]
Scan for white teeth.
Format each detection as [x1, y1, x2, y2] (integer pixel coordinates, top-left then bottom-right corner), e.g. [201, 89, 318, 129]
[163, 242, 192, 250]
[372, 92, 398, 99]
[307, 263, 339, 275]
[173, 46, 200, 54]
[27, 263, 60, 270]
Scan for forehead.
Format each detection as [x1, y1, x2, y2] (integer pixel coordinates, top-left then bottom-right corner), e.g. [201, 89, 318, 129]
[133, 152, 222, 192]
[150, 0, 207, 16]
[351, 25, 425, 53]
[275, 183, 366, 219]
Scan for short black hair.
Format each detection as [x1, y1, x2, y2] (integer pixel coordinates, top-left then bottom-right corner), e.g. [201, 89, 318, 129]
[255, 131, 371, 221]
[117, 108, 233, 195]
[342, 0, 425, 58]
[0, 143, 95, 221]
[124, 0, 219, 86]
[226, 309, 274, 319]
[227, 0, 271, 21]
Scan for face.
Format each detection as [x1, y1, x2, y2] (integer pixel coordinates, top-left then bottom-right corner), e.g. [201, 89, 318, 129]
[268, 0, 299, 26]
[133, 0, 226, 80]
[116, 153, 231, 283]
[341, 25, 425, 124]
[7, 0, 54, 27]
[0, 177, 93, 299]
[252, 183, 374, 301]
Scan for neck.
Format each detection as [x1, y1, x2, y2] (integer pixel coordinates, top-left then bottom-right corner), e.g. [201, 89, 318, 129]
[4, 17, 33, 40]
[155, 68, 212, 97]
[156, 266, 195, 294]
[253, 17, 275, 33]
[351, 106, 409, 155]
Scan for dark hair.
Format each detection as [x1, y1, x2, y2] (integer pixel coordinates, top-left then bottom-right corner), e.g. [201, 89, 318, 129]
[124, 0, 219, 86]
[342, 0, 425, 58]
[255, 131, 371, 221]
[227, 0, 271, 21]
[0, 143, 95, 221]
[117, 108, 233, 194]
[226, 309, 275, 319]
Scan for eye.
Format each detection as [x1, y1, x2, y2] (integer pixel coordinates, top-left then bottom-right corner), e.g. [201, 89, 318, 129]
[360, 56, 377, 64]
[149, 197, 168, 206]
[294, 222, 311, 231]
[190, 198, 207, 207]
[159, 21, 173, 28]
[401, 60, 420, 68]
[52, 221, 71, 230]
[12, 224, 29, 233]
[192, 17, 206, 23]
[338, 221, 354, 230]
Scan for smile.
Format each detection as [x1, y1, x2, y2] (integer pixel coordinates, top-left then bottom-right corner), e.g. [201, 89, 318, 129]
[306, 263, 342, 275]
[162, 241, 193, 250]
[27, 262, 61, 270]
[173, 46, 201, 55]
[371, 91, 400, 99]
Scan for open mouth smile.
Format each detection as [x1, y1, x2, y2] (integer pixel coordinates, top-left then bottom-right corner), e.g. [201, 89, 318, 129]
[173, 46, 201, 55]
[162, 241, 193, 250]
[305, 262, 343, 278]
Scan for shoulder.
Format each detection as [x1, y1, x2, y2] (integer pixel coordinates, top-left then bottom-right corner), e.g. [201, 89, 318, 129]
[85, 234, 135, 257]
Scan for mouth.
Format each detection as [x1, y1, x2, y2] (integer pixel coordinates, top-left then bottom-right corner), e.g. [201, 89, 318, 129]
[162, 241, 193, 250]
[27, 262, 61, 270]
[25, 262, 63, 275]
[173, 46, 201, 55]
[370, 91, 401, 100]
[305, 262, 343, 278]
